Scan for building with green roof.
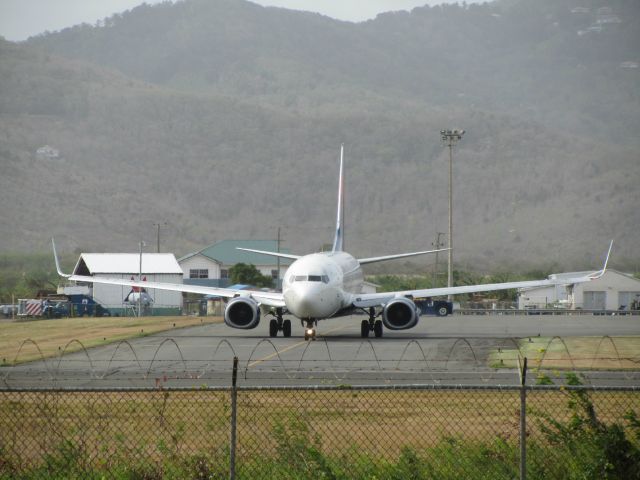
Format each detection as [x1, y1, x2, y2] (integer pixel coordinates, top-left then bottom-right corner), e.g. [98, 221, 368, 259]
[178, 240, 293, 288]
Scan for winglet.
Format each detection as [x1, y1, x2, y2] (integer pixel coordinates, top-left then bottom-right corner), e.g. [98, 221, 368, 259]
[589, 239, 613, 280]
[331, 144, 345, 253]
[51, 238, 71, 278]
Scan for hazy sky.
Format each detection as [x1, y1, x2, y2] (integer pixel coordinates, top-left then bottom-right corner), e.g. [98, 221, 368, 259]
[0, 0, 448, 41]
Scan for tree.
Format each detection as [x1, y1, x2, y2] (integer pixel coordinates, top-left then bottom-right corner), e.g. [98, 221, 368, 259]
[229, 263, 273, 288]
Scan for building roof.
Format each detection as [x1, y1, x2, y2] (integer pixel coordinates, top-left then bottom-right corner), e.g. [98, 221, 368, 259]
[73, 253, 183, 275]
[183, 240, 294, 266]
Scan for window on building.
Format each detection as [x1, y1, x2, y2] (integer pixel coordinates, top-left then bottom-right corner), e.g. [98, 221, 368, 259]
[221, 269, 229, 279]
[189, 269, 209, 279]
[619, 292, 640, 310]
[271, 270, 279, 280]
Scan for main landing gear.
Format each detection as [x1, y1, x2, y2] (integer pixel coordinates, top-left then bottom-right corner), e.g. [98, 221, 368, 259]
[303, 319, 317, 341]
[361, 307, 383, 338]
[269, 308, 292, 338]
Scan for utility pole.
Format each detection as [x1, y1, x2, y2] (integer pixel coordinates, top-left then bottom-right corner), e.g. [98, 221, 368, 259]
[138, 241, 146, 317]
[276, 227, 281, 290]
[440, 129, 465, 301]
[153, 222, 167, 253]
[432, 232, 445, 287]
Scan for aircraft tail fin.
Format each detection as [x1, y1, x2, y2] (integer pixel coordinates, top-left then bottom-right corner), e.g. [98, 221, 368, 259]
[331, 144, 345, 253]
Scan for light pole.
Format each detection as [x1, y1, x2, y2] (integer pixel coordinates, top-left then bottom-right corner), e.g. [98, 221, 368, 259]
[138, 240, 146, 317]
[153, 222, 167, 253]
[440, 129, 465, 301]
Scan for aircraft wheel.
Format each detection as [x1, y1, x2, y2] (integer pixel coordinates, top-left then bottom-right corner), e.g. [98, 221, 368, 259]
[360, 320, 369, 338]
[269, 319, 278, 337]
[374, 320, 383, 338]
[283, 319, 292, 338]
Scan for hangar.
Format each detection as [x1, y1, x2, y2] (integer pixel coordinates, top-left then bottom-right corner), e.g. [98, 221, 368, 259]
[70, 252, 183, 316]
[518, 269, 640, 311]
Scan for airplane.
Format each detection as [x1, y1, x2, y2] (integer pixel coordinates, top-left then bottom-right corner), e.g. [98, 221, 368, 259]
[53, 145, 613, 341]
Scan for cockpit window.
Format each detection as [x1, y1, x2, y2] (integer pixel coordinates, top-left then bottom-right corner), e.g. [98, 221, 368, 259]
[291, 274, 330, 283]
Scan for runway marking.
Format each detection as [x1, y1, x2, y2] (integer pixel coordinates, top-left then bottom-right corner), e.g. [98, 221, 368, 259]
[248, 325, 349, 368]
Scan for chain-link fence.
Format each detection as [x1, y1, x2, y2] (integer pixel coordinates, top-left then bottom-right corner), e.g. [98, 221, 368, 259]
[1, 379, 638, 479]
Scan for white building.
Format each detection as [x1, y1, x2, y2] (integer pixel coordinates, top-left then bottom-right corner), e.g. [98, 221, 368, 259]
[179, 240, 294, 288]
[518, 270, 640, 311]
[71, 253, 183, 315]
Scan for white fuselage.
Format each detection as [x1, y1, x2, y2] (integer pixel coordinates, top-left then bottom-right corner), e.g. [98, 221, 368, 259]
[281, 251, 363, 319]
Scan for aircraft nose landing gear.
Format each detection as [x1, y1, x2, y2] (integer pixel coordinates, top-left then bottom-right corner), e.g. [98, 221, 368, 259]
[303, 319, 317, 341]
[269, 308, 292, 338]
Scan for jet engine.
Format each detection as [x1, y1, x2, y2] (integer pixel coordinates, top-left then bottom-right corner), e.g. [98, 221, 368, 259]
[382, 297, 420, 330]
[224, 297, 260, 329]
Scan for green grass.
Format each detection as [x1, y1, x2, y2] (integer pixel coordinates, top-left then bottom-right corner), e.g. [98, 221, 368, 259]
[489, 336, 640, 370]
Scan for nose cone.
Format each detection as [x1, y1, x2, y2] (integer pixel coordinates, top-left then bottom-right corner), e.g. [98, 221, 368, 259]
[284, 283, 338, 319]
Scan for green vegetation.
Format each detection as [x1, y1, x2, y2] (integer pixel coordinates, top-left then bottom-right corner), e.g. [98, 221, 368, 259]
[0, 252, 75, 302]
[0, 385, 637, 479]
[489, 336, 640, 370]
[531, 373, 640, 479]
[229, 262, 274, 288]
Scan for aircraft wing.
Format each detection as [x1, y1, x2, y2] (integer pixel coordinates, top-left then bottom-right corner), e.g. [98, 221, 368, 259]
[52, 239, 285, 308]
[67, 274, 286, 307]
[352, 240, 613, 308]
[350, 276, 588, 308]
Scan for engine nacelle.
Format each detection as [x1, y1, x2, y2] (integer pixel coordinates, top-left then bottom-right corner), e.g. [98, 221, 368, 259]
[382, 297, 420, 330]
[224, 297, 261, 329]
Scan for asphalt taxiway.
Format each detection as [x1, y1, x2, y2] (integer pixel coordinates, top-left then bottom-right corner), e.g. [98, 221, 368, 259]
[1, 314, 639, 389]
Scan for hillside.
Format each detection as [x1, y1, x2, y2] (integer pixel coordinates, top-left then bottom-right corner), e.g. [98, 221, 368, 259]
[1, 0, 638, 272]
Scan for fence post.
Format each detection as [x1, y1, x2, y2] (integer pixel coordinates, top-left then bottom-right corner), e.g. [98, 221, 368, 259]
[230, 356, 238, 480]
[519, 356, 528, 480]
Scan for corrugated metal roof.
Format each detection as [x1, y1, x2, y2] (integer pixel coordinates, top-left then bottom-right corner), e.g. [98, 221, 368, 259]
[197, 240, 294, 266]
[74, 253, 183, 275]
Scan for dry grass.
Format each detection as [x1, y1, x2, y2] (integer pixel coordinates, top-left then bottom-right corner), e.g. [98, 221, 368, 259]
[0, 388, 636, 466]
[490, 336, 640, 370]
[0, 315, 222, 365]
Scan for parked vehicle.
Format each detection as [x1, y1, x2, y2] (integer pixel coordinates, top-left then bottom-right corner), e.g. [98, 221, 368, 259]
[416, 298, 453, 317]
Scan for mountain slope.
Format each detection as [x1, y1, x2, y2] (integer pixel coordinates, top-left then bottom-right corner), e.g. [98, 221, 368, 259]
[27, 0, 640, 142]
[0, 0, 638, 271]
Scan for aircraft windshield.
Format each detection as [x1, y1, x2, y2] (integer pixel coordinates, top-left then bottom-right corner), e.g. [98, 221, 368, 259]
[291, 275, 330, 284]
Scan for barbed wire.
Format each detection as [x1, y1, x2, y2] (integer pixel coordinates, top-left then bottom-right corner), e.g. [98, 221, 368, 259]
[1, 335, 639, 388]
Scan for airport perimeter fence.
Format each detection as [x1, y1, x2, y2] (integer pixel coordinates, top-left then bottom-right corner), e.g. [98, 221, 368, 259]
[1, 361, 639, 480]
